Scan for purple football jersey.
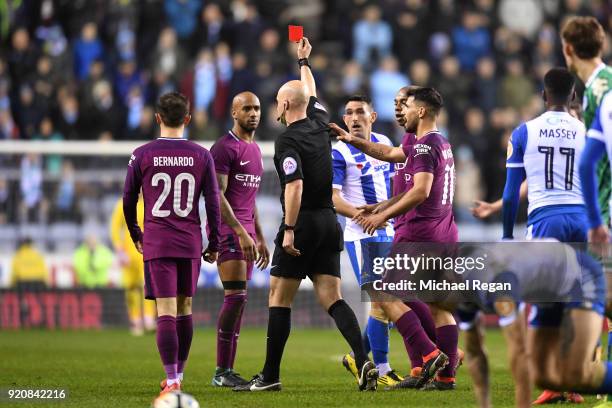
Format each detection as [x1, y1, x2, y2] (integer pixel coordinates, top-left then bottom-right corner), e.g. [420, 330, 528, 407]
[394, 131, 457, 243]
[123, 137, 221, 261]
[210, 131, 263, 235]
[392, 133, 415, 231]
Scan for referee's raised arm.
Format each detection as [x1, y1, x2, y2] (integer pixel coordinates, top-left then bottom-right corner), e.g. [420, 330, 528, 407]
[298, 38, 316, 98]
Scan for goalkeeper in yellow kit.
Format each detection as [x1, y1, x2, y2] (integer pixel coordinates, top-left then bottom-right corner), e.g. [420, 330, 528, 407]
[110, 196, 156, 335]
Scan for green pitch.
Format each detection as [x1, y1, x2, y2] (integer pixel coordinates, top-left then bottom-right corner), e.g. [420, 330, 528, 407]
[0, 328, 600, 407]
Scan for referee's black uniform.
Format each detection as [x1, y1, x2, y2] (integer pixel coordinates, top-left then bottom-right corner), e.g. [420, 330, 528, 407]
[271, 96, 343, 279]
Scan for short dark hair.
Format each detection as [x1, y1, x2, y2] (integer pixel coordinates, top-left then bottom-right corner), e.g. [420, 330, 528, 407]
[156, 92, 190, 128]
[561, 16, 605, 59]
[543, 67, 575, 103]
[346, 95, 372, 105]
[409, 87, 443, 116]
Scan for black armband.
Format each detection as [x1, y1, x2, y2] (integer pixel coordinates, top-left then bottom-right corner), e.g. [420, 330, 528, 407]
[298, 58, 310, 69]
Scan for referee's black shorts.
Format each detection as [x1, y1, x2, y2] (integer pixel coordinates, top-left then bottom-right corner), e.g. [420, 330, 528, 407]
[271, 208, 343, 280]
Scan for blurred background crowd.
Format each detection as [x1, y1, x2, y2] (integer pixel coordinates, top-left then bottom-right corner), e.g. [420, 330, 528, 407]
[0, 0, 611, 288]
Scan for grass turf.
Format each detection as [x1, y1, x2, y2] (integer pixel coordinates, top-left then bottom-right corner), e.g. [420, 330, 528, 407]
[0, 328, 600, 407]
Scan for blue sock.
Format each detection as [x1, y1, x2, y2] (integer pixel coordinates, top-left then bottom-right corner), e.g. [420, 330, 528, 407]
[362, 326, 371, 356]
[367, 316, 389, 365]
[596, 362, 612, 394]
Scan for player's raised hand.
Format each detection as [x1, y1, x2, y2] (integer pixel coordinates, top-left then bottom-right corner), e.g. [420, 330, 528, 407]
[328, 123, 353, 144]
[135, 241, 143, 254]
[238, 230, 258, 262]
[297, 37, 312, 59]
[202, 247, 218, 264]
[256, 239, 270, 269]
[282, 230, 301, 257]
[471, 200, 497, 219]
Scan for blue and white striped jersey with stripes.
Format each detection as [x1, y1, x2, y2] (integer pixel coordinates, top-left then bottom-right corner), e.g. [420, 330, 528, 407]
[506, 111, 586, 215]
[332, 132, 394, 241]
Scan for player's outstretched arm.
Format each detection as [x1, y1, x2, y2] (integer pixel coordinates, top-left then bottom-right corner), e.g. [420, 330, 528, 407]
[202, 151, 221, 261]
[123, 152, 143, 252]
[580, 137, 608, 243]
[298, 38, 315, 98]
[472, 181, 527, 219]
[359, 172, 432, 235]
[254, 206, 270, 269]
[328, 123, 405, 163]
[216, 173, 257, 262]
[332, 189, 359, 218]
[501, 167, 526, 239]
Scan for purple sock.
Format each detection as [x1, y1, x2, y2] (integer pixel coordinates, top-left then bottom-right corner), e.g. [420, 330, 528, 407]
[229, 299, 246, 369]
[395, 310, 436, 366]
[216, 293, 246, 369]
[436, 324, 459, 379]
[176, 314, 193, 374]
[404, 301, 437, 368]
[157, 315, 178, 380]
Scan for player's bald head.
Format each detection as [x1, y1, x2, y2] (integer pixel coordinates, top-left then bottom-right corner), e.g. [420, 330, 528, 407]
[277, 80, 308, 108]
[232, 91, 260, 111]
[231, 91, 261, 132]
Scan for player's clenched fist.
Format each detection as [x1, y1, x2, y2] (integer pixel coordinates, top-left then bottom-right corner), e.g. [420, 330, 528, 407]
[297, 37, 312, 59]
[202, 247, 218, 263]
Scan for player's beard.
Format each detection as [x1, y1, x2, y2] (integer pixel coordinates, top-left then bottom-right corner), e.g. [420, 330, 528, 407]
[405, 118, 418, 134]
[239, 121, 258, 132]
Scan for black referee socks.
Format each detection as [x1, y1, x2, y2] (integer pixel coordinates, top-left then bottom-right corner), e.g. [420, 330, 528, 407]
[262, 306, 291, 383]
[328, 299, 368, 369]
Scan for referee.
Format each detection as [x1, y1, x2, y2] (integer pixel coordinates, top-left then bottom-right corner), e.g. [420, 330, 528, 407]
[234, 38, 377, 392]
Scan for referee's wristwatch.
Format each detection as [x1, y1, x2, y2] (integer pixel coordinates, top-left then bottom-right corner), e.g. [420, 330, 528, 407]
[283, 223, 296, 231]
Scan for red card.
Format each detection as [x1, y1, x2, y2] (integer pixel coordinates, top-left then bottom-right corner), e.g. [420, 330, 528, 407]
[288, 25, 303, 43]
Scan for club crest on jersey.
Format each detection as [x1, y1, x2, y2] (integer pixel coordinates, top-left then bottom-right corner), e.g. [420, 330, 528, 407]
[283, 157, 297, 175]
[128, 154, 136, 167]
[413, 144, 432, 157]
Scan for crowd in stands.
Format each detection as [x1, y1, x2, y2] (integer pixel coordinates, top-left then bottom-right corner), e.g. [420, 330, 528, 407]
[0, 0, 611, 226]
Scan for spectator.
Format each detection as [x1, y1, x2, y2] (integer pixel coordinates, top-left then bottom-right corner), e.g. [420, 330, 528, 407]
[370, 56, 409, 139]
[500, 59, 535, 110]
[452, 10, 491, 71]
[341, 61, 364, 96]
[129, 106, 156, 140]
[10, 237, 48, 290]
[114, 59, 144, 106]
[472, 57, 498, 113]
[0, 177, 10, 224]
[19, 153, 48, 224]
[54, 161, 77, 221]
[231, 2, 264, 60]
[409, 59, 431, 87]
[192, 49, 216, 114]
[33, 117, 63, 176]
[229, 52, 257, 106]
[352, 5, 393, 69]
[73, 234, 114, 288]
[392, 0, 430, 67]
[192, 3, 232, 52]
[14, 85, 44, 139]
[164, 0, 202, 40]
[73, 22, 105, 81]
[454, 145, 483, 222]
[53, 94, 84, 140]
[498, 0, 543, 39]
[8, 27, 39, 88]
[82, 80, 126, 139]
[150, 27, 187, 83]
[212, 42, 233, 124]
[126, 86, 146, 131]
[462, 108, 489, 167]
[0, 110, 18, 139]
[31, 56, 55, 112]
[35, 22, 72, 82]
[434, 55, 471, 124]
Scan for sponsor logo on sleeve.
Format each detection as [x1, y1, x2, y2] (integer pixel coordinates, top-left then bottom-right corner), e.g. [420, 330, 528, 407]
[283, 157, 298, 175]
[413, 144, 432, 157]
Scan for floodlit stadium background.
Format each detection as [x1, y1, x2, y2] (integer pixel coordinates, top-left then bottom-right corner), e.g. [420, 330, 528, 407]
[0, 0, 610, 328]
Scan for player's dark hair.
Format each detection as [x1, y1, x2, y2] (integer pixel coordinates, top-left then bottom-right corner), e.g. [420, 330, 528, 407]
[346, 95, 372, 105]
[156, 92, 190, 128]
[409, 87, 443, 116]
[561, 16, 605, 59]
[543, 67, 575, 104]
